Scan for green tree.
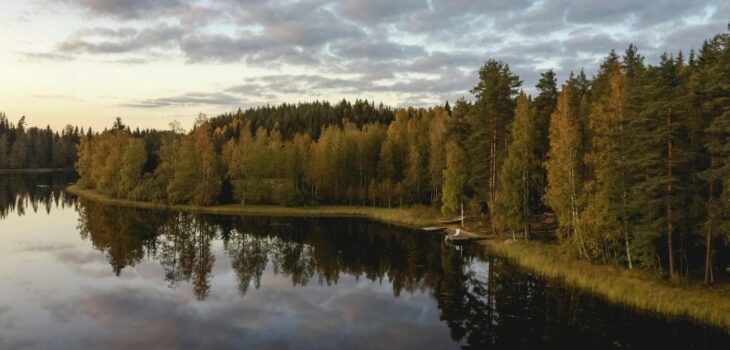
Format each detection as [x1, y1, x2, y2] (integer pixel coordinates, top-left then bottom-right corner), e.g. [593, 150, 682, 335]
[168, 123, 222, 205]
[0, 134, 8, 168]
[494, 93, 539, 239]
[700, 28, 730, 283]
[9, 134, 28, 169]
[442, 141, 467, 217]
[120, 138, 147, 196]
[546, 83, 587, 256]
[581, 52, 639, 267]
[468, 60, 521, 229]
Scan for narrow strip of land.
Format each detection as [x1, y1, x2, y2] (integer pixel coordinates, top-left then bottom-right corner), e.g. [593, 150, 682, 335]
[66, 183, 730, 332]
[66, 184, 441, 228]
[0, 168, 74, 174]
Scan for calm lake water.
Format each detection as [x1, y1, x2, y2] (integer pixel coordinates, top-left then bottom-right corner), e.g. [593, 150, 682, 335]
[0, 172, 727, 349]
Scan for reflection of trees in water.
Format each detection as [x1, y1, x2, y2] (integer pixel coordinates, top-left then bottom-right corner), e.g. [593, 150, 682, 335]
[75, 206, 454, 301]
[225, 232, 271, 296]
[73, 203, 729, 348]
[154, 213, 216, 300]
[0, 172, 77, 218]
[78, 206, 215, 300]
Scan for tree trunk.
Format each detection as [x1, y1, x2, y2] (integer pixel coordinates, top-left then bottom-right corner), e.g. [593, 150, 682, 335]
[489, 113, 498, 236]
[705, 228, 713, 284]
[666, 113, 675, 279]
[522, 165, 531, 240]
[705, 181, 715, 284]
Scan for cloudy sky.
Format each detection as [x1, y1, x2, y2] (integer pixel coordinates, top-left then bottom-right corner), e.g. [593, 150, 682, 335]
[1, 0, 728, 130]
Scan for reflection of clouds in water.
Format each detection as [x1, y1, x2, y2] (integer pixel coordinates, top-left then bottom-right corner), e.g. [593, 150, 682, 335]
[55, 248, 116, 278]
[0, 305, 14, 328]
[37, 279, 450, 350]
[19, 242, 75, 253]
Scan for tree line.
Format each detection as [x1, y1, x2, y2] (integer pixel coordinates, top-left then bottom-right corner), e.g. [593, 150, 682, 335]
[73, 26, 729, 282]
[0, 113, 80, 169]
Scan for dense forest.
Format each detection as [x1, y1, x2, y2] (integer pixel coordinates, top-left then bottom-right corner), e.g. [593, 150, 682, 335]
[0, 113, 79, 169]
[69, 27, 729, 282]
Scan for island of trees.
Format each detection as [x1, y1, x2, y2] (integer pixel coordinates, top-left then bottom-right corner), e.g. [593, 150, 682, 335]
[7, 26, 728, 285]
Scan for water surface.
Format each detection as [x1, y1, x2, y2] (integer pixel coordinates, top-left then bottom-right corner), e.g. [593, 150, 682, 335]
[0, 173, 727, 349]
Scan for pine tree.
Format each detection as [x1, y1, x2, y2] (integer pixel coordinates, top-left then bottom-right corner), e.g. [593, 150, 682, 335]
[700, 28, 730, 283]
[468, 60, 521, 229]
[629, 54, 692, 275]
[534, 70, 558, 159]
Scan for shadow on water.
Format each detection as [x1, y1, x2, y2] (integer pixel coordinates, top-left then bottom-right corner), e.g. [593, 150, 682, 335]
[1, 172, 728, 349]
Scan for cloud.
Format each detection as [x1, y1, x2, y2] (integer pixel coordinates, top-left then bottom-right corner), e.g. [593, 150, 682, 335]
[337, 0, 428, 24]
[55, 0, 190, 19]
[58, 25, 185, 54]
[124, 92, 243, 108]
[329, 39, 427, 61]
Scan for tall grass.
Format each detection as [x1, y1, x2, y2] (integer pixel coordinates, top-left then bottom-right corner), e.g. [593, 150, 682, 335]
[66, 184, 442, 228]
[488, 240, 730, 332]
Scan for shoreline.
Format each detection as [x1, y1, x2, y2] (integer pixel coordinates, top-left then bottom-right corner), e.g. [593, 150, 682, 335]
[66, 183, 730, 332]
[485, 240, 730, 332]
[0, 168, 74, 174]
[65, 184, 442, 229]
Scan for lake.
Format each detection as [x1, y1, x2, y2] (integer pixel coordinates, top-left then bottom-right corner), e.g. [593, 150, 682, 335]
[0, 172, 727, 349]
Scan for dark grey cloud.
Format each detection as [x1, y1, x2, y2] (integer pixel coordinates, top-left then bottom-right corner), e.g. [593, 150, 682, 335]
[179, 2, 364, 65]
[56, 0, 190, 19]
[565, 0, 697, 26]
[337, 0, 428, 24]
[329, 39, 426, 61]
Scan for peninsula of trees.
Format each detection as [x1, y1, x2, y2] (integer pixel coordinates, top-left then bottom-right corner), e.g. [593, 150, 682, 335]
[40, 26, 730, 284]
[0, 114, 79, 170]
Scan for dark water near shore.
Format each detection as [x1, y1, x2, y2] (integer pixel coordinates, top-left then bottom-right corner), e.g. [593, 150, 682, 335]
[0, 173, 728, 349]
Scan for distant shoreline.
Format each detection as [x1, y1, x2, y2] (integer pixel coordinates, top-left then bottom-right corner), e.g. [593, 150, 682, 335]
[65, 184, 442, 229]
[0, 168, 74, 174]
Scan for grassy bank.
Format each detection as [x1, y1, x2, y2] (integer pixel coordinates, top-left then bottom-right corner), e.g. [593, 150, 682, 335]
[487, 240, 730, 332]
[66, 184, 442, 228]
[0, 168, 74, 174]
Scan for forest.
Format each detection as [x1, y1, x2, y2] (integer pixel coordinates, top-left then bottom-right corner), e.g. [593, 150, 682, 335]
[0, 113, 79, 169]
[55, 26, 730, 283]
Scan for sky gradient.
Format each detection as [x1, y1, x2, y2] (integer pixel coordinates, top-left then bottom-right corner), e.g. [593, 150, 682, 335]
[1, 0, 728, 130]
